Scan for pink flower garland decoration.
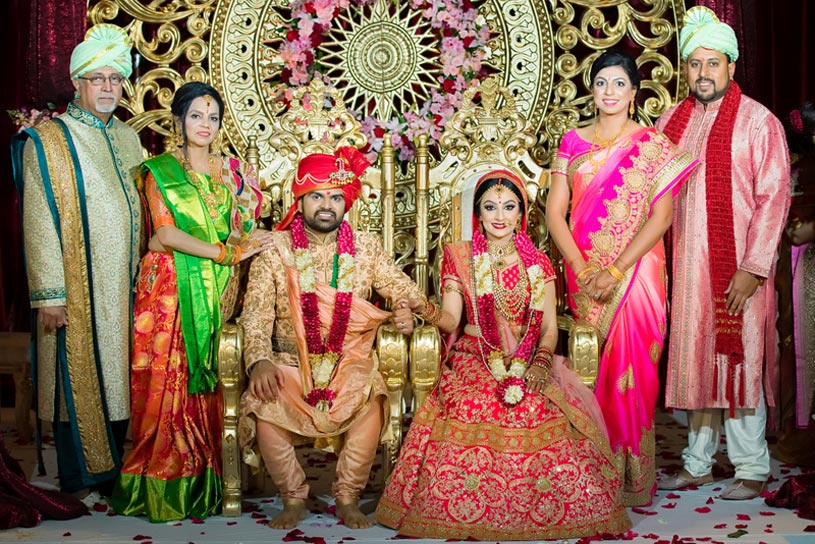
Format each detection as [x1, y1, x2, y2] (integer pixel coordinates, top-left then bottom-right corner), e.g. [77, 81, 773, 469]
[291, 214, 355, 410]
[274, 0, 492, 161]
[7, 104, 60, 132]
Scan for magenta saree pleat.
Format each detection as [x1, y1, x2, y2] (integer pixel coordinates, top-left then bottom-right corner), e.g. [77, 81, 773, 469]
[556, 127, 697, 505]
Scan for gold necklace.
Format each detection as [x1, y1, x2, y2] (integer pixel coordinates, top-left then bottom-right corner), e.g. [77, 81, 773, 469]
[491, 262, 529, 323]
[588, 121, 627, 174]
[182, 154, 227, 220]
[486, 237, 517, 269]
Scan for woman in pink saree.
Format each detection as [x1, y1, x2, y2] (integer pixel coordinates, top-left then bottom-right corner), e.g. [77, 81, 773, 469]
[547, 51, 698, 506]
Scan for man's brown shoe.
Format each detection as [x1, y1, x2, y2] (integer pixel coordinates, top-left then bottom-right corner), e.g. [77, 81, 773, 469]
[720, 479, 767, 500]
[657, 469, 714, 490]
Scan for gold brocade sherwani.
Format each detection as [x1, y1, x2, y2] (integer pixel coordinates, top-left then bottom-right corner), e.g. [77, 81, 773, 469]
[22, 105, 142, 423]
[239, 228, 424, 456]
[16, 102, 142, 490]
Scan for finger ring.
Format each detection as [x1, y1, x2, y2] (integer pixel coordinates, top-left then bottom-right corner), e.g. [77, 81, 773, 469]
[594, 293, 601, 299]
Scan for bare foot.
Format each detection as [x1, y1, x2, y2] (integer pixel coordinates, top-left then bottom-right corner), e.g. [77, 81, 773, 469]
[269, 499, 306, 530]
[336, 500, 373, 529]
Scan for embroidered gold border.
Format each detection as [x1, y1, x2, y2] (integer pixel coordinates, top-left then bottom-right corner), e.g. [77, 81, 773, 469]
[37, 122, 115, 474]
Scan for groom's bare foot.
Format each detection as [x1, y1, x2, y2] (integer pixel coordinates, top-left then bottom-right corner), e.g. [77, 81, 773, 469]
[336, 499, 373, 529]
[269, 499, 306, 529]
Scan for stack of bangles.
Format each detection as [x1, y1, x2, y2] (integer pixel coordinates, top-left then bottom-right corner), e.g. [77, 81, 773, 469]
[606, 263, 625, 281]
[530, 347, 553, 379]
[214, 241, 242, 266]
[420, 300, 442, 326]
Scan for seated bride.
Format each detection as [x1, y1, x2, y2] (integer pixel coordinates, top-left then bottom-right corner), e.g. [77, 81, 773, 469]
[375, 170, 631, 540]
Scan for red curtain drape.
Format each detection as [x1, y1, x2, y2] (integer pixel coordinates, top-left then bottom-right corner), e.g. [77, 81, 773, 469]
[0, 0, 86, 331]
[695, 0, 814, 117]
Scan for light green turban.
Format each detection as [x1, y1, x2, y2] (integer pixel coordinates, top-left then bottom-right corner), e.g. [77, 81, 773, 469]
[70, 24, 133, 80]
[679, 6, 739, 62]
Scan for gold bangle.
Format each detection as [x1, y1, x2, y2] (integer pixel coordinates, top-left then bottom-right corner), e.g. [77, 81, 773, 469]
[577, 263, 599, 283]
[231, 244, 243, 265]
[214, 242, 227, 263]
[606, 263, 625, 281]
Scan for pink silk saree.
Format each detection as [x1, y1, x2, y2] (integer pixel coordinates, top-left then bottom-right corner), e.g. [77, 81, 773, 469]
[553, 127, 697, 505]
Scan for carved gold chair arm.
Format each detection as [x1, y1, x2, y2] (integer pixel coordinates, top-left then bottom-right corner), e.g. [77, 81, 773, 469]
[376, 323, 408, 479]
[557, 315, 599, 390]
[409, 324, 441, 413]
[218, 321, 244, 517]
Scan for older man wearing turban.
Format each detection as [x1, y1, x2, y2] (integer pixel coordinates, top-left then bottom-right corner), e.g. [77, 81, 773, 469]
[239, 147, 424, 529]
[656, 6, 791, 500]
[10, 24, 143, 501]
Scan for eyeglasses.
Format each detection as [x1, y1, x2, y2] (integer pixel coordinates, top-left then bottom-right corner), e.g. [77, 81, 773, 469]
[78, 74, 124, 86]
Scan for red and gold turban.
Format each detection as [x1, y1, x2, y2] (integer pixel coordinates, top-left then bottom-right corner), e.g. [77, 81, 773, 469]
[276, 146, 371, 231]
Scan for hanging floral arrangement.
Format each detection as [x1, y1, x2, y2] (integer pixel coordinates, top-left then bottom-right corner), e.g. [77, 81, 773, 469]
[273, 0, 492, 160]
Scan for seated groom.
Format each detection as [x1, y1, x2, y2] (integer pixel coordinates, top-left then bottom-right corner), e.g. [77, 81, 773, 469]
[239, 146, 424, 529]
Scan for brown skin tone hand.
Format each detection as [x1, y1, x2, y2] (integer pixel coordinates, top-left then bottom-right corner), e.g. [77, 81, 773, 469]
[248, 360, 285, 402]
[725, 269, 762, 316]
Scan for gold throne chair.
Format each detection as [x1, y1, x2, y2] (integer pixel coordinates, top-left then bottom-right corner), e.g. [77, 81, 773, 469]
[411, 77, 599, 390]
[218, 79, 412, 516]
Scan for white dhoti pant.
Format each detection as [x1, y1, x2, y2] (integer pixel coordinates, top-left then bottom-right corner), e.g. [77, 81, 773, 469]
[682, 398, 771, 482]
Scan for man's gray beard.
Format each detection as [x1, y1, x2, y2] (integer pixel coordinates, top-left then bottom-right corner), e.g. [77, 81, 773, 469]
[95, 98, 118, 113]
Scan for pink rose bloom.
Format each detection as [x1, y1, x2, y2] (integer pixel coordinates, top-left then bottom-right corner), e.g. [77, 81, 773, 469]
[298, 15, 315, 39]
[398, 146, 415, 162]
[290, 67, 311, 86]
[279, 43, 305, 67]
[441, 37, 465, 56]
[313, 0, 336, 23]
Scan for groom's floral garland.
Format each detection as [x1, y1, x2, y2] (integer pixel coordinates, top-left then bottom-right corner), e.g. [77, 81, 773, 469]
[472, 228, 547, 407]
[291, 214, 355, 411]
[276, 0, 491, 161]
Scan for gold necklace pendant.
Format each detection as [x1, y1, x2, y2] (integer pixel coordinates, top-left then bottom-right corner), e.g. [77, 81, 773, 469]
[182, 154, 226, 220]
[588, 121, 627, 174]
[486, 238, 517, 268]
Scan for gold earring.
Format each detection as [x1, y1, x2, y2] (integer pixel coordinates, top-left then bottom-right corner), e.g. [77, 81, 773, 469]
[173, 122, 184, 149]
[594, 102, 598, 116]
[629, 100, 635, 117]
[210, 132, 221, 154]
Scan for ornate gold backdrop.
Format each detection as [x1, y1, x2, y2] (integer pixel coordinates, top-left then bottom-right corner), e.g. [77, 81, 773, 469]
[88, 0, 687, 267]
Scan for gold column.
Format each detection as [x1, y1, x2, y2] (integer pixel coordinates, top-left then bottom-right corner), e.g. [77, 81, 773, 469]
[414, 134, 429, 294]
[381, 134, 395, 259]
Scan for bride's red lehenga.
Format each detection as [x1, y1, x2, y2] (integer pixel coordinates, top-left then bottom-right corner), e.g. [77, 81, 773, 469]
[375, 241, 631, 541]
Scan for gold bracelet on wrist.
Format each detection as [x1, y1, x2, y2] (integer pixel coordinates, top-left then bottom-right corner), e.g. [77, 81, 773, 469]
[214, 242, 227, 264]
[606, 263, 625, 281]
[231, 244, 243, 266]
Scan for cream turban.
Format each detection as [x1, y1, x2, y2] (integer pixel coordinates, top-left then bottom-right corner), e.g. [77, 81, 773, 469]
[679, 6, 739, 62]
[70, 24, 133, 80]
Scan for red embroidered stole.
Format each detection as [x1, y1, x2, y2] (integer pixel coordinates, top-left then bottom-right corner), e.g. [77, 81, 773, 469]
[663, 83, 744, 413]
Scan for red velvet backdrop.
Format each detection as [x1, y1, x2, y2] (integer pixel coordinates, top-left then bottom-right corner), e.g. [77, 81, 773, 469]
[0, 1, 812, 330]
[0, 0, 86, 331]
[697, 0, 815, 122]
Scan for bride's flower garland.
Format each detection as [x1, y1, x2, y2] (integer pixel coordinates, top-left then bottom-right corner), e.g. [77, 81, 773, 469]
[291, 214, 355, 411]
[275, 0, 491, 161]
[472, 228, 547, 407]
